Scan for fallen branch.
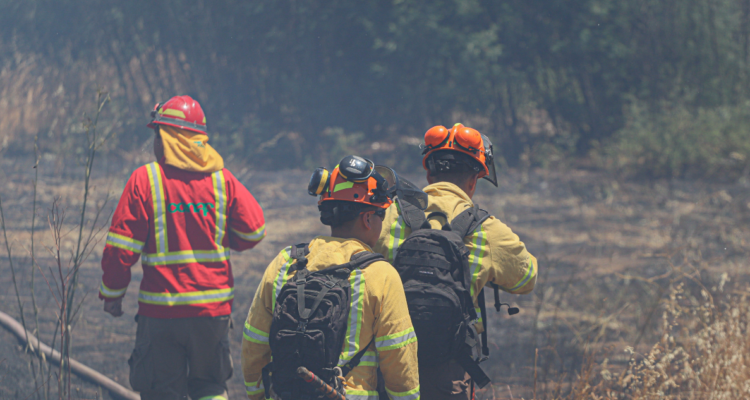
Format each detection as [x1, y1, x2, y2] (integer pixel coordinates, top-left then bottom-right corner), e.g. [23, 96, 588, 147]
[0, 310, 139, 400]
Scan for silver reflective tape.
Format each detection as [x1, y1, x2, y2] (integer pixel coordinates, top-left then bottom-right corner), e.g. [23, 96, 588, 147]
[142, 249, 230, 264]
[106, 234, 144, 252]
[138, 288, 234, 304]
[149, 163, 167, 254]
[376, 330, 417, 350]
[243, 326, 269, 344]
[345, 270, 364, 357]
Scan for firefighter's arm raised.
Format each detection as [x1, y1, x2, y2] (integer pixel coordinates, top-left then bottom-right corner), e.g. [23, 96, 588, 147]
[482, 216, 538, 295]
[99, 168, 150, 310]
[371, 262, 421, 399]
[241, 248, 288, 400]
[224, 169, 266, 251]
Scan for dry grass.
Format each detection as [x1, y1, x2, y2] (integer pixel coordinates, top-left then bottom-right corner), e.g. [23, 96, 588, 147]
[573, 282, 750, 399]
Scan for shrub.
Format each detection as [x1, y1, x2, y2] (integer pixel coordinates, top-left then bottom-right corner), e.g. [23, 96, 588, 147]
[603, 102, 750, 180]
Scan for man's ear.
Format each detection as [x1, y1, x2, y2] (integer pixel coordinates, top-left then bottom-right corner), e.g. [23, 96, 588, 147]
[361, 211, 372, 230]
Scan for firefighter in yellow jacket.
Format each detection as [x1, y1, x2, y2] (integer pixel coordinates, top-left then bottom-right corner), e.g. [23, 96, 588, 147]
[242, 155, 420, 400]
[374, 124, 538, 399]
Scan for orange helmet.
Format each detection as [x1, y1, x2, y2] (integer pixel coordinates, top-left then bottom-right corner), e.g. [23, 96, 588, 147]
[308, 155, 397, 226]
[421, 123, 497, 187]
[309, 155, 394, 208]
[147, 95, 208, 135]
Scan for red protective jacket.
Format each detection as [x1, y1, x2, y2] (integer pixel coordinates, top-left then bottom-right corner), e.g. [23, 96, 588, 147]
[99, 161, 266, 318]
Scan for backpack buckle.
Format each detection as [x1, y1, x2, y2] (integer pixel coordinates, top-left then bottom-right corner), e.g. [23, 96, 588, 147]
[297, 320, 308, 332]
[323, 280, 336, 288]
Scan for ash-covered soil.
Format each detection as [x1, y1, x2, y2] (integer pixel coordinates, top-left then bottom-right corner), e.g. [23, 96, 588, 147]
[1, 154, 748, 399]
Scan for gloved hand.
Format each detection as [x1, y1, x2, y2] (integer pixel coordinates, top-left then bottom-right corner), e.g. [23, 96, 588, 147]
[104, 297, 124, 317]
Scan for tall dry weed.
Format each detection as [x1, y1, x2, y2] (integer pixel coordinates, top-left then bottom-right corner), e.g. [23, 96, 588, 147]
[564, 281, 750, 399]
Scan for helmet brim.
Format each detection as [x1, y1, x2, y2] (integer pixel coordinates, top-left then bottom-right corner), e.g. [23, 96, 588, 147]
[147, 120, 207, 135]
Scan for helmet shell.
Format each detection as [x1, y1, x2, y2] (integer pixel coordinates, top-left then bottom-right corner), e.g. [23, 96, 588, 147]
[319, 164, 392, 209]
[147, 95, 207, 135]
[422, 123, 488, 177]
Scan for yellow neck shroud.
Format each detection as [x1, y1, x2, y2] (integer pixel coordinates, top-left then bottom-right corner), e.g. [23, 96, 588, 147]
[159, 126, 224, 173]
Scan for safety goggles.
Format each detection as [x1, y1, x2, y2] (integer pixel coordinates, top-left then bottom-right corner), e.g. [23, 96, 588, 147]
[422, 125, 483, 155]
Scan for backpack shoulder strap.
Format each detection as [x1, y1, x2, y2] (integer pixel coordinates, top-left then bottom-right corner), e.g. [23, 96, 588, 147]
[349, 251, 386, 269]
[311, 251, 385, 277]
[450, 204, 491, 238]
[397, 196, 426, 230]
[289, 243, 310, 271]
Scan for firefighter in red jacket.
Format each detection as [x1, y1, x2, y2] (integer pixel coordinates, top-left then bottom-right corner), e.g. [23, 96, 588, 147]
[99, 95, 266, 400]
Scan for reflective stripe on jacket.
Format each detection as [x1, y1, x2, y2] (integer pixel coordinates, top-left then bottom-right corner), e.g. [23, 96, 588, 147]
[241, 237, 420, 400]
[99, 161, 266, 318]
[374, 181, 538, 330]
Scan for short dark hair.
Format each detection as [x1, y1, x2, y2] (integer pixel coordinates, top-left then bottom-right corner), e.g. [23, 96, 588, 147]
[318, 200, 377, 227]
[425, 151, 481, 187]
[429, 169, 479, 187]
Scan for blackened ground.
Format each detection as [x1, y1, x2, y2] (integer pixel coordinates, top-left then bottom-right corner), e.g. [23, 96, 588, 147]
[1, 154, 748, 399]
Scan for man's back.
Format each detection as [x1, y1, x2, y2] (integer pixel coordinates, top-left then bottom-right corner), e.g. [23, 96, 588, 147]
[375, 181, 537, 324]
[242, 237, 420, 399]
[100, 161, 266, 318]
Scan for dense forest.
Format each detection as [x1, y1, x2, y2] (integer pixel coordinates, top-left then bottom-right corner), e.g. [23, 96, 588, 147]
[1, 0, 749, 178]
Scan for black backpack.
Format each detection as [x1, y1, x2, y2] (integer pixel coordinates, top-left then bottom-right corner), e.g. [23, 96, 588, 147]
[392, 204, 496, 388]
[262, 244, 384, 400]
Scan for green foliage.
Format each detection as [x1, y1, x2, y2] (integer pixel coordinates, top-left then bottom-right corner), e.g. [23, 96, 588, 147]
[0, 0, 749, 177]
[603, 102, 750, 179]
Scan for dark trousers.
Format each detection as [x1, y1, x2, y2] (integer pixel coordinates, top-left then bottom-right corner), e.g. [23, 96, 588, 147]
[419, 360, 472, 400]
[129, 315, 233, 400]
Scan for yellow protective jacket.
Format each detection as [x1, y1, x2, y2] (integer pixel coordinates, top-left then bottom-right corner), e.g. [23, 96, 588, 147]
[241, 236, 420, 400]
[374, 182, 538, 331]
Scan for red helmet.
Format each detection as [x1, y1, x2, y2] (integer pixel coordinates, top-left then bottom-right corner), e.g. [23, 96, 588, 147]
[147, 95, 207, 135]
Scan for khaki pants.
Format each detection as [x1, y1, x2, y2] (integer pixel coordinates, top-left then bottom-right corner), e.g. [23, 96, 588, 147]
[129, 315, 233, 400]
[419, 361, 472, 400]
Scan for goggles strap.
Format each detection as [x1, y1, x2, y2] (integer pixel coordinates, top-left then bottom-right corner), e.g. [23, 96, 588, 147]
[454, 140, 481, 154]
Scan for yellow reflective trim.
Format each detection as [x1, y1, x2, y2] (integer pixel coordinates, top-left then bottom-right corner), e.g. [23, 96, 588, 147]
[334, 181, 354, 192]
[99, 281, 127, 298]
[231, 225, 265, 242]
[510, 259, 535, 291]
[138, 287, 234, 306]
[141, 249, 230, 266]
[212, 170, 228, 249]
[159, 108, 186, 119]
[146, 163, 168, 254]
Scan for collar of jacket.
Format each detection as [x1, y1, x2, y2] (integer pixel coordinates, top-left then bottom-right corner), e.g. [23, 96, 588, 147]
[423, 181, 474, 205]
[303, 236, 374, 272]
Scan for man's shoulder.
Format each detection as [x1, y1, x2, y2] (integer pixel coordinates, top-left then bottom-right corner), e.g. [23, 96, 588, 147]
[263, 245, 295, 275]
[218, 167, 237, 180]
[469, 214, 522, 252]
[363, 259, 400, 282]
[131, 163, 155, 177]
[124, 163, 158, 190]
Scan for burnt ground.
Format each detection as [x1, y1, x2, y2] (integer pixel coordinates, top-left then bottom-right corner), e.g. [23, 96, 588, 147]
[0, 153, 748, 399]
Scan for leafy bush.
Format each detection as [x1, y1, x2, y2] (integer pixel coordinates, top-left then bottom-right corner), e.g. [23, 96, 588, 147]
[602, 102, 750, 180]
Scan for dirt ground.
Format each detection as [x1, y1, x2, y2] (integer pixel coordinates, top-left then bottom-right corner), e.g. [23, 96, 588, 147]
[0, 154, 748, 399]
